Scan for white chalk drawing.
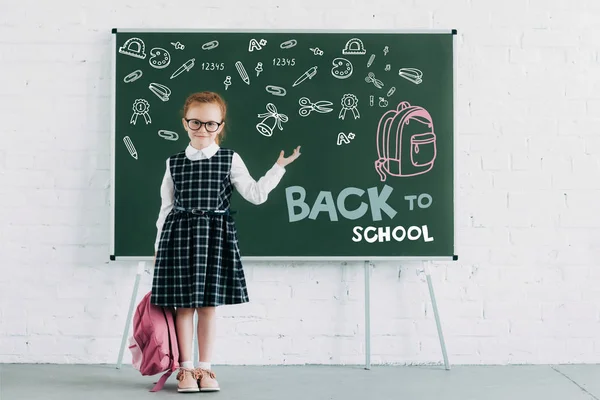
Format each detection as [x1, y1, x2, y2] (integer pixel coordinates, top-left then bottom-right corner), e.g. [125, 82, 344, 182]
[298, 97, 333, 117]
[370, 95, 374, 107]
[119, 37, 146, 59]
[170, 41, 185, 50]
[331, 58, 353, 79]
[123, 136, 138, 159]
[339, 94, 360, 120]
[158, 130, 179, 141]
[383, 46, 389, 56]
[149, 48, 171, 69]
[292, 66, 318, 87]
[149, 82, 171, 102]
[342, 38, 366, 55]
[249, 38, 267, 52]
[224, 76, 232, 90]
[367, 54, 375, 68]
[365, 72, 384, 89]
[310, 47, 324, 56]
[337, 132, 356, 145]
[170, 59, 195, 80]
[123, 70, 143, 83]
[265, 85, 287, 97]
[130, 99, 151, 125]
[399, 68, 423, 84]
[201, 40, 219, 50]
[385, 64, 391, 72]
[280, 39, 297, 49]
[255, 62, 263, 77]
[256, 103, 288, 137]
[378, 97, 389, 107]
[387, 87, 396, 97]
[235, 61, 250, 85]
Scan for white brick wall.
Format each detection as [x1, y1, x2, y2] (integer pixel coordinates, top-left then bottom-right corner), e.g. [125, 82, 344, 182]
[1, 0, 599, 365]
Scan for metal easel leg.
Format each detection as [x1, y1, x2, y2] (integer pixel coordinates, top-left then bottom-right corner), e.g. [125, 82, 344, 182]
[117, 261, 145, 369]
[423, 261, 450, 370]
[364, 260, 371, 370]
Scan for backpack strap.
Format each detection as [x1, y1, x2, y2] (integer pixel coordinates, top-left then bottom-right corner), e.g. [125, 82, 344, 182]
[150, 370, 174, 392]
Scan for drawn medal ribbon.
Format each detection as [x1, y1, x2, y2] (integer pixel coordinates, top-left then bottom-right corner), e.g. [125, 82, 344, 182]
[339, 94, 360, 120]
[130, 99, 151, 125]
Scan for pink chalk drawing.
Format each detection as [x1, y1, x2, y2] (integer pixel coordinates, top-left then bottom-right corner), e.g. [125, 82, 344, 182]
[374, 101, 437, 181]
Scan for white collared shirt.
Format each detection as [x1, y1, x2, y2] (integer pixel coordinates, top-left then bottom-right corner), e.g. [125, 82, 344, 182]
[154, 143, 286, 252]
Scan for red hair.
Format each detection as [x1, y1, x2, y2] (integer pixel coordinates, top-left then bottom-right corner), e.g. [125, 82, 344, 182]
[182, 91, 227, 144]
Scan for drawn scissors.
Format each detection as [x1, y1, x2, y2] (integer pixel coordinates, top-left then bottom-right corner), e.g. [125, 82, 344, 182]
[298, 97, 333, 117]
[365, 72, 384, 89]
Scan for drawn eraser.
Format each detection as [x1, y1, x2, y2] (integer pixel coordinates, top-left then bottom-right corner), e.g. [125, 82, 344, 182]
[112, 28, 117, 34]
[452, 29, 457, 35]
[453, 254, 458, 261]
[110, 255, 116, 260]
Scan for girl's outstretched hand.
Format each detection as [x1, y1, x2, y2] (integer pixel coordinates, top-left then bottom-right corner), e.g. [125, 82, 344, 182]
[276, 146, 301, 167]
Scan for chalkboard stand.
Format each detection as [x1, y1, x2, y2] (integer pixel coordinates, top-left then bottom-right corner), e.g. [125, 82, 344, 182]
[116, 259, 451, 370]
[421, 261, 451, 370]
[116, 261, 146, 369]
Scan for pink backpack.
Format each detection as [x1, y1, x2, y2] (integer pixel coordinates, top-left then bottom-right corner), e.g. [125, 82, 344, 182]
[128, 291, 179, 392]
[374, 101, 437, 181]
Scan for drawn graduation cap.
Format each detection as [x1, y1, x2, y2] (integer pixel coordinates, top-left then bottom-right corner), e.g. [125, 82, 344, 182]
[119, 37, 147, 59]
[342, 38, 366, 55]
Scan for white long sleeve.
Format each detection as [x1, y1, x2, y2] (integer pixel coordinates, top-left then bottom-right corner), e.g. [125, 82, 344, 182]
[154, 147, 286, 252]
[155, 159, 174, 252]
[230, 152, 286, 205]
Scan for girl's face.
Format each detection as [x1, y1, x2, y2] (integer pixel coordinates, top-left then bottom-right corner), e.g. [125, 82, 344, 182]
[183, 102, 224, 149]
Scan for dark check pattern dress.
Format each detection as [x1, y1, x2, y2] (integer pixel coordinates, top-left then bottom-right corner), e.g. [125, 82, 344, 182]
[151, 147, 249, 308]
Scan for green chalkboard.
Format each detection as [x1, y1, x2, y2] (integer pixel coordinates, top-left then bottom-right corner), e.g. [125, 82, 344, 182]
[111, 29, 456, 260]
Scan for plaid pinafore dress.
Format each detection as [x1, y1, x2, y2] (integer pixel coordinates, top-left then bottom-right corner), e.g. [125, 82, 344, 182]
[151, 147, 249, 308]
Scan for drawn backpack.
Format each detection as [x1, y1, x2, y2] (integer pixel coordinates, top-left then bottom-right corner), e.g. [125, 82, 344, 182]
[128, 291, 179, 392]
[374, 101, 437, 181]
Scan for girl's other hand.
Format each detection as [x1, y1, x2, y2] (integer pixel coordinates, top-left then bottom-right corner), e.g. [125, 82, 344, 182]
[276, 146, 301, 167]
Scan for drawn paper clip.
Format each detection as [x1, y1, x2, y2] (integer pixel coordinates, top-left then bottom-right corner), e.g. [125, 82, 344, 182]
[201, 40, 219, 50]
[280, 39, 297, 49]
[235, 61, 250, 85]
[265, 85, 287, 96]
[149, 82, 171, 102]
[124, 70, 143, 83]
[123, 136, 138, 159]
[399, 68, 423, 84]
[158, 130, 179, 141]
[386, 86, 396, 97]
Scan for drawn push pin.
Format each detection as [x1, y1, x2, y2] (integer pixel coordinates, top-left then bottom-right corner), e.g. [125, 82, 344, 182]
[310, 47, 324, 56]
[170, 41, 185, 50]
[256, 103, 288, 137]
[255, 62, 263, 77]
[383, 46, 389, 56]
[224, 76, 232, 90]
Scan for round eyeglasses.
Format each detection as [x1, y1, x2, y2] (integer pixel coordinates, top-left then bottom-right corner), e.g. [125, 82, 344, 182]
[184, 119, 222, 133]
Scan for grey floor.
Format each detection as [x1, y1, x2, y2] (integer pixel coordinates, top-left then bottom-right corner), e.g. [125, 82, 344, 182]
[1, 364, 599, 400]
